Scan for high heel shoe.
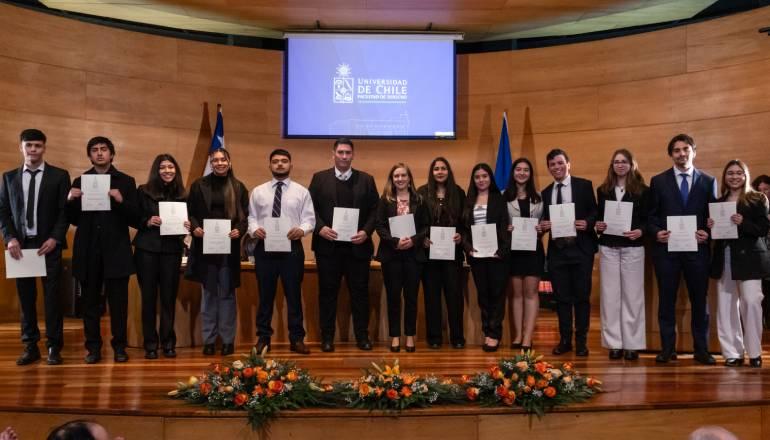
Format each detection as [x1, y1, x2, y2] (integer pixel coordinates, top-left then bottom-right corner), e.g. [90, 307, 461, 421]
[390, 344, 401, 353]
[510, 342, 522, 350]
[405, 345, 416, 353]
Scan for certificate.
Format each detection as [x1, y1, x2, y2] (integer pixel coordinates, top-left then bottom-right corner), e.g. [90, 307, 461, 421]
[429, 226, 455, 261]
[388, 213, 416, 238]
[667, 215, 698, 252]
[81, 174, 110, 211]
[263, 217, 291, 252]
[332, 207, 359, 242]
[471, 223, 498, 258]
[709, 202, 738, 240]
[603, 200, 633, 236]
[550, 203, 576, 238]
[159, 202, 188, 236]
[5, 250, 46, 278]
[511, 217, 538, 251]
[203, 219, 231, 254]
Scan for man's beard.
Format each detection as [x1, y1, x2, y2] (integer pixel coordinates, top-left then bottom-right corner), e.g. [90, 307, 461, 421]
[272, 170, 289, 178]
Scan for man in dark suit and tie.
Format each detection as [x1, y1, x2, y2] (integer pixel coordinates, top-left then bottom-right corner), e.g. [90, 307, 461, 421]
[0, 129, 71, 365]
[308, 138, 378, 352]
[648, 133, 717, 365]
[540, 148, 598, 357]
[66, 136, 139, 364]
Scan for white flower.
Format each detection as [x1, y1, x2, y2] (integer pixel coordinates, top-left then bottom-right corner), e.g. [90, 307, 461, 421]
[232, 360, 244, 369]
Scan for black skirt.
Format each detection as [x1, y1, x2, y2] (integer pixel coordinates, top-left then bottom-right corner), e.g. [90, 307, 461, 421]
[509, 243, 544, 277]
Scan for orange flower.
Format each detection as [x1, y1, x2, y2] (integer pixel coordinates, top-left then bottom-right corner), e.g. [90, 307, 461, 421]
[526, 375, 536, 387]
[587, 377, 602, 388]
[286, 370, 299, 382]
[234, 392, 249, 406]
[466, 387, 479, 401]
[489, 366, 504, 380]
[223, 367, 231, 376]
[563, 362, 573, 372]
[459, 374, 471, 385]
[268, 380, 284, 394]
[257, 369, 269, 384]
[212, 364, 221, 374]
[510, 373, 519, 382]
[535, 362, 547, 374]
[496, 385, 508, 398]
[401, 373, 416, 386]
[322, 384, 334, 392]
[502, 390, 516, 406]
[359, 383, 372, 397]
[400, 386, 413, 397]
[535, 379, 548, 390]
[544, 386, 557, 398]
[386, 388, 399, 400]
[252, 385, 265, 396]
[522, 386, 532, 394]
[242, 367, 255, 378]
[375, 386, 384, 397]
[199, 382, 212, 396]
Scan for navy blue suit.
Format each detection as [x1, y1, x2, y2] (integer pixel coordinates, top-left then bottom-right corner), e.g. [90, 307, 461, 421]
[648, 167, 717, 354]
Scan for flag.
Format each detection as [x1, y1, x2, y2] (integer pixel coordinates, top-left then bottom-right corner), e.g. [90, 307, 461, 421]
[494, 112, 511, 191]
[204, 104, 225, 175]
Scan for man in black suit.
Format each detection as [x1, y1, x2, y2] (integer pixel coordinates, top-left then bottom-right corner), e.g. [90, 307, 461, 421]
[540, 148, 598, 357]
[66, 136, 138, 364]
[0, 129, 70, 365]
[648, 133, 717, 365]
[308, 138, 378, 352]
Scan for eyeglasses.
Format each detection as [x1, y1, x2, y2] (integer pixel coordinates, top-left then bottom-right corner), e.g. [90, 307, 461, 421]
[613, 160, 629, 165]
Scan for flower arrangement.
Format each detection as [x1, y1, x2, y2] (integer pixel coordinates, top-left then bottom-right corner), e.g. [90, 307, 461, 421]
[330, 360, 464, 411]
[460, 350, 602, 416]
[168, 347, 329, 429]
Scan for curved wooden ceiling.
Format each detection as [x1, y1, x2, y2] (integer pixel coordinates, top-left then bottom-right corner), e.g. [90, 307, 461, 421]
[39, 0, 718, 41]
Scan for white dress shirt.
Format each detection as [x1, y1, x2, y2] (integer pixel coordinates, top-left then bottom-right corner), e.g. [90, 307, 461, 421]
[550, 174, 573, 205]
[248, 177, 315, 237]
[22, 162, 45, 236]
[673, 166, 719, 198]
[335, 167, 353, 181]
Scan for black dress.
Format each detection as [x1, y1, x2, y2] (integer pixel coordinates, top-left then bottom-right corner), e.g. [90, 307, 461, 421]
[510, 199, 545, 277]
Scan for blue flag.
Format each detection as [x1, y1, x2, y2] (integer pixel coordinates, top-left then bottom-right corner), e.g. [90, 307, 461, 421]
[494, 112, 511, 191]
[204, 106, 225, 175]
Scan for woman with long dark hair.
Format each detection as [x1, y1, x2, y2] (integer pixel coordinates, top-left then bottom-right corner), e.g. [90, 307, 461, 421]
[708, 159, 770, 367]
[186, 148, 249, 356]
[375, 163, 429, 352]
[504, 157, 544, 352]
[418, 157, 467, 349]
[595, 149, 649, 361]
[133, 154, 188, 359]
[462, 163, 510, 352]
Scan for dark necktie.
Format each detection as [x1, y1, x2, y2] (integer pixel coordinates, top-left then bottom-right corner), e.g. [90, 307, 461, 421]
[26, 169, 40, 229]
[556, 183, 564, 204]
[272, 181, 283, 218]
[679, 173, 689, 206]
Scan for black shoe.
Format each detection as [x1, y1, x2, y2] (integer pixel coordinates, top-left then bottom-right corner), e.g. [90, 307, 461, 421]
[552, 344, 572, 355]
[482, 342, 499, 352]
[321, 340, 335, 353]
[85, 351, 101, 364]
[254, 339, 270, 356]
[16, 345, 41, 366]
[114, 350, 129, 363]
[163, 348, 177, 358]
[221, 343, 235, 356]
[202, 344, 216, 356]
[47, 347, 63, 365]
[390, 344, 401, 353]
[724, 358, 744, 367]
[624, 350, 639, 361]
[655, 349, 677, 363]
[452, 341, 466, 349]
[510, 342, 522, 350]
[290, 341, 310, 355]
[144, 350, 158, 360]
[356, 339, 373, 351]
[576, 346, 589, 357]
[405, 345, 416, 353]
[428, 343, 441, 349]
[694, 351, 716, 365]
[609, 349, 623, 360]
[750, 357, 763, 368]
[521, 345, 532, 353]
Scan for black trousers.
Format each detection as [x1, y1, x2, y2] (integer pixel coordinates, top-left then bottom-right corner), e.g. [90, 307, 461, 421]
[79, 245, 129, 353]
[382, 252, 421, 338]
[316, 247, 371, 342]
[255, 249, 306, 343]
[423, 259, 464, 345]
[469, 257, 508, 340]
[16, 236, 64, 350]
[135, 249, 181, 351]
[549, 248, 594, 347]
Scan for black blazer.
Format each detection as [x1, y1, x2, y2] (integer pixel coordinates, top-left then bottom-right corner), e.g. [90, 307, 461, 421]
[186, 174, 249, 288]
[542, 176, 598, 256]
[597, 185, 649, 248]
[709, 195, 770, 281]
[67, 166, 139, 280]
[132, 185, 186, 254]
[0, 163, 70, 247]
[461, 191, 511, 258]
[417, 183, 466, 262]
[374, 195, 430, 263]
[308, 168, 379, 260]
[648, 168, 717, 258]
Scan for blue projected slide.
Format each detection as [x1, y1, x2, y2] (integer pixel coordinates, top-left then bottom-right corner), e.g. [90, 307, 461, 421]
[285, 34, 457, 139]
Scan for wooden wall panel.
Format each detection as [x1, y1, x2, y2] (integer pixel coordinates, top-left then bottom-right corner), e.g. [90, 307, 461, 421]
[177, 40, 283, 91]
[0, 57, 86, 120]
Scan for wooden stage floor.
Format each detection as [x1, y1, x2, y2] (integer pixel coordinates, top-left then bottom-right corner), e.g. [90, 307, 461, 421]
[2, 312, 770, 439]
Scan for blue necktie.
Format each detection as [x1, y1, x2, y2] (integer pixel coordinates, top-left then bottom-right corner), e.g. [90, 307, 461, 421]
[679, 173, 689, 206]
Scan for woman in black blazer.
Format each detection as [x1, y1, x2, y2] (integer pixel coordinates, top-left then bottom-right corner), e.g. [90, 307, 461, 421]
[708, 159, 770, 368]
[133, 154, 188, 359]
[462, 163, 511, 352]
[186, 148, 249, 356]
[418, 157, 467, 349]
[375, 163, 429, 352]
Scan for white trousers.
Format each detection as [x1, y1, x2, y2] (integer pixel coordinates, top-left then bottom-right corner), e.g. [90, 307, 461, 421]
[717, 249, 764, 359]
[599, 245, 646, 350]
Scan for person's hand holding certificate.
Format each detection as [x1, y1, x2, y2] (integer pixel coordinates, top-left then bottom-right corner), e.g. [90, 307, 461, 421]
[263, 217, 292, 252]
[4, 249, 46, 278]
[332, 207, 359, 242]
[603, 200, 633, 236]
[429, 226, 455, 260]
[667, 215, 697, 252]
[81, 174, 111, 211]
[159, 202, 188, 235]
[511, 217, 538, 251]
[550, 203, 576, 238]
[709, 202, 738, 240]
[203, 219, 231, 254]
[388, 214, 416, 238]
[471, 223, 498, 258]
